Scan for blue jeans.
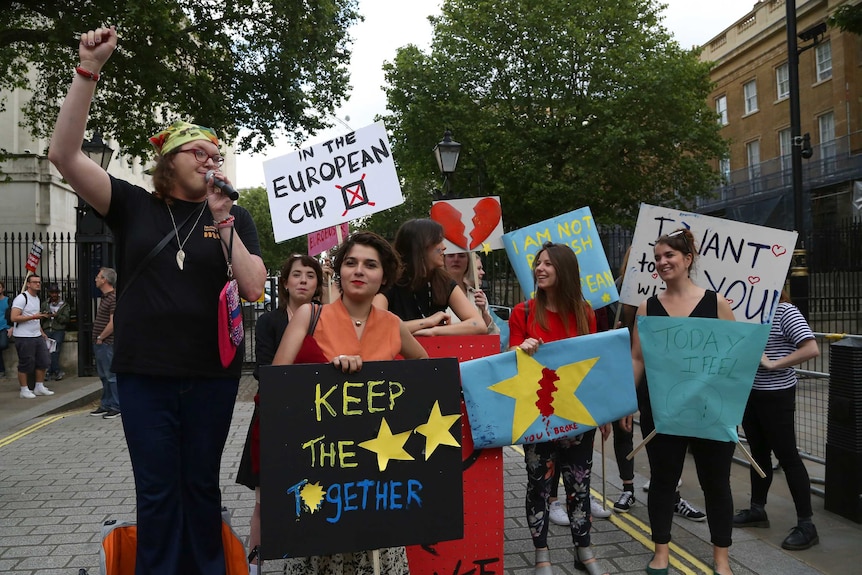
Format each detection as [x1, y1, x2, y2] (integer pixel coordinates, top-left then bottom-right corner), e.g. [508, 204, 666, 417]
[94, 343, 119, 411]
[45, 329, 65, 375]
[118, 373, 239, 575]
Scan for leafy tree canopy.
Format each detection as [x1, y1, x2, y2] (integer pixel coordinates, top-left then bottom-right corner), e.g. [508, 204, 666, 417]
[371, 0, 727, 231]
[829, 3, 862, 35]
[238, 185, 308, 274]
[1, 0, 361, 161]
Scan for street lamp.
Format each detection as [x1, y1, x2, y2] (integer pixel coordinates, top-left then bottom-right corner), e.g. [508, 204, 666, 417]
[77, 131, 116, 377]
[81, 131, 115, 170]
[785, 9, 824, 320]
[433, 129, 461, 199]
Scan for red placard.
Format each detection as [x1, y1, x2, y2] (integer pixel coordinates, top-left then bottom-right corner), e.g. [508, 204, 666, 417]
[406, 335, 504, 575]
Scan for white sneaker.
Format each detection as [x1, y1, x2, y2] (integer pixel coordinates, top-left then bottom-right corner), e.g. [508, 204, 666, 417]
[643, 478, 682, 492]
[549, 500, 569, 525]
[34, 384, 55, 396]
[20, 388, 36, 399]
[590, 497, 612, 518]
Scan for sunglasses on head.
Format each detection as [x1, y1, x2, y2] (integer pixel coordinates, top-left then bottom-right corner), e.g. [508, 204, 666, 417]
[666, 229, 691, 253]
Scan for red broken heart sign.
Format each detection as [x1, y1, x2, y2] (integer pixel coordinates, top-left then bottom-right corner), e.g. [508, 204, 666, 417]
[431, 198, 502, 250]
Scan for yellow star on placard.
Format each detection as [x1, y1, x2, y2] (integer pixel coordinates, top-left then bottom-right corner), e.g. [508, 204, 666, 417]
[359, 417, 414, 471]
[414, 400, 461, 459]
[482, 242, 493, 255]
[489, 348, 598, 442]
[602, 293, 612, 303]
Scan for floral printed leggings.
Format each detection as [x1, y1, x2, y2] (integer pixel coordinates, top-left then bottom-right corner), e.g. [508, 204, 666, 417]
[524, 429, 597, 549]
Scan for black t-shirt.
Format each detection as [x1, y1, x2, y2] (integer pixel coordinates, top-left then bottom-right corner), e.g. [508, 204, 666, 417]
[383, 280, 457, 321]
[104, 176, 262, 378]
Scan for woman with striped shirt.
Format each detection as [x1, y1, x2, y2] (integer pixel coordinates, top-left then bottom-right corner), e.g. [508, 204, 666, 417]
[733, 289, 820, 550]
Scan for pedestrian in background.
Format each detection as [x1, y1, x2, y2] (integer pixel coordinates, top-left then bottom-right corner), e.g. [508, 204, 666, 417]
[41, 283, 70, 381]
[733, 288, 821, 550]
[0, 280, 11, 378]
[90, 268, 119, 420]
[10, 274, 54, 399]
[48, 25, 266, 575]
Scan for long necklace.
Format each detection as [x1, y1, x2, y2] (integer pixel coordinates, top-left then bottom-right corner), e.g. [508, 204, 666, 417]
[166, 202, 208, 271]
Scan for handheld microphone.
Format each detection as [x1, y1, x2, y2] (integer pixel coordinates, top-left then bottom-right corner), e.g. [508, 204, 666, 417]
[206, 170, 239, 201]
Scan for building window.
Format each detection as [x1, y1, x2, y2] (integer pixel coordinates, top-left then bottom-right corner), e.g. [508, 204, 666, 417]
[744, 80, 758, 114]
[816, 41, 832, 82]
[819, 112, 836, 174]
[719, 158, 731, 183]
[776, 63, 789, 100]
[779, 128, 792, 183]
[715, 95, 728, 125]
[747, 139, 761, 193]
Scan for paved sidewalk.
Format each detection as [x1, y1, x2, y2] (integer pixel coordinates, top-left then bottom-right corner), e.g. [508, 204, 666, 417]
[0, 374, 859, 574]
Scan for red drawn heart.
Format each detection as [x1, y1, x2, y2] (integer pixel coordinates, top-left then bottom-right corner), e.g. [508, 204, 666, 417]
[748, 276, 760, 284]
[772, 245, 787, 257]
[431, 202, 468, 250]
[468, 198, 502, 249]
[726, 298, 734, 304]
[651, 273, 658, 279]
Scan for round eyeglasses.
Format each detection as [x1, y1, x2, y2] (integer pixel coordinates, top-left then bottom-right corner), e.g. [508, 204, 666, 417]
[176, 148, 225, 167]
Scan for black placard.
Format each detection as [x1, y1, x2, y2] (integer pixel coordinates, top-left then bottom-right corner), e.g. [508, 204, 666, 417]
[259, 358, 463, 560]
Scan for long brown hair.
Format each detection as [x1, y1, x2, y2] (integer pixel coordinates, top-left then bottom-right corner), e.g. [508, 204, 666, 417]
[150, 153, 178, 203]
[393, 219, 451, 306]
[532, 243, 590, 337]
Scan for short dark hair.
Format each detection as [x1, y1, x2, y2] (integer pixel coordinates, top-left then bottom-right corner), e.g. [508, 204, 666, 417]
[332, 231, 401, 293]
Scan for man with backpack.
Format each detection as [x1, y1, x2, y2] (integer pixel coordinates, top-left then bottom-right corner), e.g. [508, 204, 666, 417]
[10, 274, 54, 398]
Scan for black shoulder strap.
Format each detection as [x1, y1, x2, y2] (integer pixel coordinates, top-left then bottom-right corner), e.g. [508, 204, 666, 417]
[117, 207, 199, 304]
[307, 302, 323, 336]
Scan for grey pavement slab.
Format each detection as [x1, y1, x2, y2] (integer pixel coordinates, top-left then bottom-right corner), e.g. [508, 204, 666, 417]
[0, 375, 858, 574]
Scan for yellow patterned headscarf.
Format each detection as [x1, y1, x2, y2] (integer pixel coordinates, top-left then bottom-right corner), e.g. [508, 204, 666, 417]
[148, 120, 220, 156]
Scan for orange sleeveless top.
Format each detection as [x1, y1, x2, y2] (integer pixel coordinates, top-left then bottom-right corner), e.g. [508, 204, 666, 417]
[312, 298, 403, 361]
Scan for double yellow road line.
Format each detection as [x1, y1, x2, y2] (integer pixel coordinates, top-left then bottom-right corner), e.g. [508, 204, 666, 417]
[0, 408, 88, 449]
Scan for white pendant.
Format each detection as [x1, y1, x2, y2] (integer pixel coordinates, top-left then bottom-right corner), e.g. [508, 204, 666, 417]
[176, 249, 185, 271]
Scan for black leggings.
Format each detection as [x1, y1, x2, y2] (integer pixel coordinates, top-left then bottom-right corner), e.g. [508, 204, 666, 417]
[742, 387, 812, 518]
[640, 385, 735, 547]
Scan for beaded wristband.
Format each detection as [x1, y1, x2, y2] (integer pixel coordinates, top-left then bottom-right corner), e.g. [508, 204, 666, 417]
[215, 215, 235, 229]
[75, 66, 101, 82]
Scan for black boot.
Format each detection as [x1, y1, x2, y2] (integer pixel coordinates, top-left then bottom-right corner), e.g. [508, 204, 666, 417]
[733, 506, 770, 528]
[781, 521, 819, 550]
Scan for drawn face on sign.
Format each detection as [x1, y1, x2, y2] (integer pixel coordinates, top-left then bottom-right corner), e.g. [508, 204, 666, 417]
[340, 244, 385, 299]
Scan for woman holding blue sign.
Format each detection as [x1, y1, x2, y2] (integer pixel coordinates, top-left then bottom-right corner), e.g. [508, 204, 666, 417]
[630, 228, 736, 575]
[508, 242, 610, 575]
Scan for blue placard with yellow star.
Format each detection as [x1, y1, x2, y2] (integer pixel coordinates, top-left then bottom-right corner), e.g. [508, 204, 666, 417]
[502, 206, 619, 308]
[258, 358, 463, 560]
[461, 329, 636, 448]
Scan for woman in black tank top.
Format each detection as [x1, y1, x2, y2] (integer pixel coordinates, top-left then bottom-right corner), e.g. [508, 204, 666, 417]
[630, 228, 737, 575]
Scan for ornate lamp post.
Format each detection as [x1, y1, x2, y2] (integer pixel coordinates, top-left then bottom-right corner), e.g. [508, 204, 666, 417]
[76, 131, 115, 376]
[433, 130, 462, 199]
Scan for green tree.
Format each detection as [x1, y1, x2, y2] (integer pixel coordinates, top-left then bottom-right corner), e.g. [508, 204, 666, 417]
[829, 4, 862, 35]
[238, 186, 307, 274]
[374, 0, 727, 231]
[1, 0, 361, 160]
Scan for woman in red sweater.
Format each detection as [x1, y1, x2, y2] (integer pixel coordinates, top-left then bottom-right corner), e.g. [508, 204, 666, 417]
[508, 242, 609, 575]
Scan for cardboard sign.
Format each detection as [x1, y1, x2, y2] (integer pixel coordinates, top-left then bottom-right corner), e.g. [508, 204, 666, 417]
[460, 330, 637, 448]
[406, 335, 504, 575]
[263, 121, 404, 242]
[638, 316, 769, 442]
[502, 207, 618, 308]
[308, 223, 350, 256]
[619, 204, 798, 323]
[430, 197, 504, 253]
[25, 241, 43, 273]
[259, 358, 463, 560]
